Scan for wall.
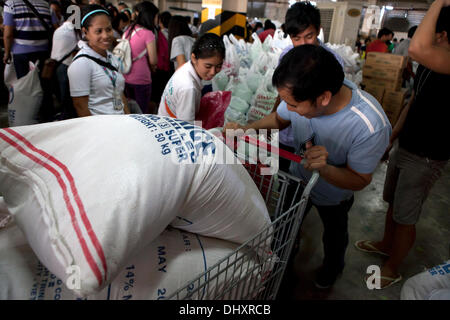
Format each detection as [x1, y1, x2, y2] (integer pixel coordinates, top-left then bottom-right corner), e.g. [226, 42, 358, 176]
[264, 2, 289, 24]
[317, 1, 362, 45]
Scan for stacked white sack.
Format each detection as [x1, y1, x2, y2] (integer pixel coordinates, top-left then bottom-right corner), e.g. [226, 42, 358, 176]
[0, 224, 271, 300]
[0, 115, 271, 297]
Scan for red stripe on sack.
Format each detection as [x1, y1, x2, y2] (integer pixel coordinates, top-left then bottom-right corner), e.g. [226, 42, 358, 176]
[5, 128, 108, 282]
[0, 131, 104, 286]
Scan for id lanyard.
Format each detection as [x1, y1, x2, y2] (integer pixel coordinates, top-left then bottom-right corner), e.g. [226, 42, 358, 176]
[102, 65, 123, 110]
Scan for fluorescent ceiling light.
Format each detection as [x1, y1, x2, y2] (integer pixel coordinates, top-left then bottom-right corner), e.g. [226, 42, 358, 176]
[386, 5, 394, 10]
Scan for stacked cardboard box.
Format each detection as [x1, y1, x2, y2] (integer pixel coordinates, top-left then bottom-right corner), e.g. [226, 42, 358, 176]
[362, 52, 408, 126]
[382, 89, 407, 126]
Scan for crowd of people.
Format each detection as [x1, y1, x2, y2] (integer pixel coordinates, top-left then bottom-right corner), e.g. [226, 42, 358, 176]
[0, 0, 449, 297]
[0, 0, 210, 120]
[356, 26, 416, 59]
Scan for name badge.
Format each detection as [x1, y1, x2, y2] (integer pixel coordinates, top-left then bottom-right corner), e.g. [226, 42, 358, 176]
[113, 89, 123, 111]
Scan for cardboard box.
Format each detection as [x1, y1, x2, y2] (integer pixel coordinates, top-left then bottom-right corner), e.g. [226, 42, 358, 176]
[364, 84, 385, 104]
[382, 89, 408, 126]
[366, 52, 407, 69]
[362, 76, 402, 91]
[363, 65, 403, 82]
[382, 102, 403, 126]
[383, 88, 408, 107]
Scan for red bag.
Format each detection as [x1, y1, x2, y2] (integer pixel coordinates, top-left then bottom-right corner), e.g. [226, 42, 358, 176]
[196, 91, 232, 130]
[156, 30, 170, 72]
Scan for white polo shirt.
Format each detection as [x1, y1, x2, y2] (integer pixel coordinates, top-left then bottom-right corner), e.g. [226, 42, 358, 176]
[158, 60, 202, 122]
[68, 40, 125, 115]
[170, 35, 195, 70]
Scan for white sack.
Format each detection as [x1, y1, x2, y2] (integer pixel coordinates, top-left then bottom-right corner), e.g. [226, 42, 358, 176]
[401, 260, 450, 300]
[7, 62, 42, 127]
[0, 115, 271, 297]
[0, 225, 265, 300]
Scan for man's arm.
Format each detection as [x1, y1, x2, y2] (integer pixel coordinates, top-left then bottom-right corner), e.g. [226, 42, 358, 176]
[381, 90, 414, 160]
[72, 96, 92, 117]
[303, 142, 372, 191]
[223, 111, 290, 133]
[122, 93, 130, 114]
[175, 54, 186, 70]
[408, 0, 450, 74]
[390, 90, 414, 143]
[3, 25, 13, 64]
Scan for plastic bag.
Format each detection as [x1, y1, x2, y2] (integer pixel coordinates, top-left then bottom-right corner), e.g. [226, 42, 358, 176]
[232, 78, 253, 105]
[4, 59, 17, 88]
[212, 70, 229, 92]
[224, 105, 247, 126]
[249, 33, 263, 64]
[272, 29, 293, 50]
[246, 69, 263, 94]
[251, 69, 278, 114]
[7, 62, 43, 127]
[228, 96, 250, 114]
[196, 91, 232, 130]
[222, 35, 240, 77]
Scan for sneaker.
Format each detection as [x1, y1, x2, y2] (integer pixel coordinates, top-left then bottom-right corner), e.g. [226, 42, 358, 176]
[314, 266, 342, 289]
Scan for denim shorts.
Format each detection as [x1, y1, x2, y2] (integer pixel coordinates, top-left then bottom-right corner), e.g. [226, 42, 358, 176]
[383, 147, 448, 225]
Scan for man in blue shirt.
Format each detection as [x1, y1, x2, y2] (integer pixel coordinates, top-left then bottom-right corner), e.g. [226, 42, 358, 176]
[224, 45, 391, 288]
[275, 1, 345, 171]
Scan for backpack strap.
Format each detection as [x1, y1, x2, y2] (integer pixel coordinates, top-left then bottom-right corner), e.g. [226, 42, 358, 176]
[123, 27, 147, 62]
[73, 54, 118, 72]
[132, 49, 147, 62]
[123, 26, 144, 40]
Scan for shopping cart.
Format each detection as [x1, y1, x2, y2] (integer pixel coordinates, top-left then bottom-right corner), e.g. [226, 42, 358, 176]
[166, 134, 320, 300]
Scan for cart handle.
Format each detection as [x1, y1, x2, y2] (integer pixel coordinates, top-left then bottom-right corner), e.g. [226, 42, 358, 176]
[240, 135, 304, 164]
[240, 135, 320, 188]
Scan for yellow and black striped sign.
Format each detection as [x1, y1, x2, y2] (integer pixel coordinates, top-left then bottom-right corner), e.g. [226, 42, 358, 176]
[201, 8, 247, 39]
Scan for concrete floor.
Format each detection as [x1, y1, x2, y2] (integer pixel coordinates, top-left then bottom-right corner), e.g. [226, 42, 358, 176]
[281, 159, 450, 300]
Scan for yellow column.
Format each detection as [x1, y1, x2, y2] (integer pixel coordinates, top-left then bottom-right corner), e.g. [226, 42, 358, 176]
[201, 0, 248, 40]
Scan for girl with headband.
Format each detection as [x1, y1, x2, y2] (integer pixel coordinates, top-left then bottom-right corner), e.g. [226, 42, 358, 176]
[157, 33, 225, 122]
[68, 4, 130, 116]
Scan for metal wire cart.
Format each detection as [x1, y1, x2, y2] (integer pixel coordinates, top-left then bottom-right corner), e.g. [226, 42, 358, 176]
[167, 138, 320, 300]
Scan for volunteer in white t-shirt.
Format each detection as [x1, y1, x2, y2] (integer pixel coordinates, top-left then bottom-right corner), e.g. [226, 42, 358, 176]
[158, 33, 225, 122]
[68, 5, 130, 116]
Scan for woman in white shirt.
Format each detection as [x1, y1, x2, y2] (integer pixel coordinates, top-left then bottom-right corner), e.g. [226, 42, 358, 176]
[158, 33, 225, 122]
[168, 15, 195, 70]
[68, 4, 130, 116]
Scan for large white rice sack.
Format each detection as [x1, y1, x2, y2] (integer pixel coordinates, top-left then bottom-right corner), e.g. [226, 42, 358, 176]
[400, 260, 450, 300]
[0, 224, 265, 300]
[0, 114, 271, 297]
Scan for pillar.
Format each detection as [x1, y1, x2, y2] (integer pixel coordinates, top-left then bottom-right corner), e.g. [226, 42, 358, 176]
[200, 0, 248, 39]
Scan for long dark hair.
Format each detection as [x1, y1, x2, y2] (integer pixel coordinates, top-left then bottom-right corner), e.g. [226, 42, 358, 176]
[126, 1, 159, 38]
[168, 15, 193, 58]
